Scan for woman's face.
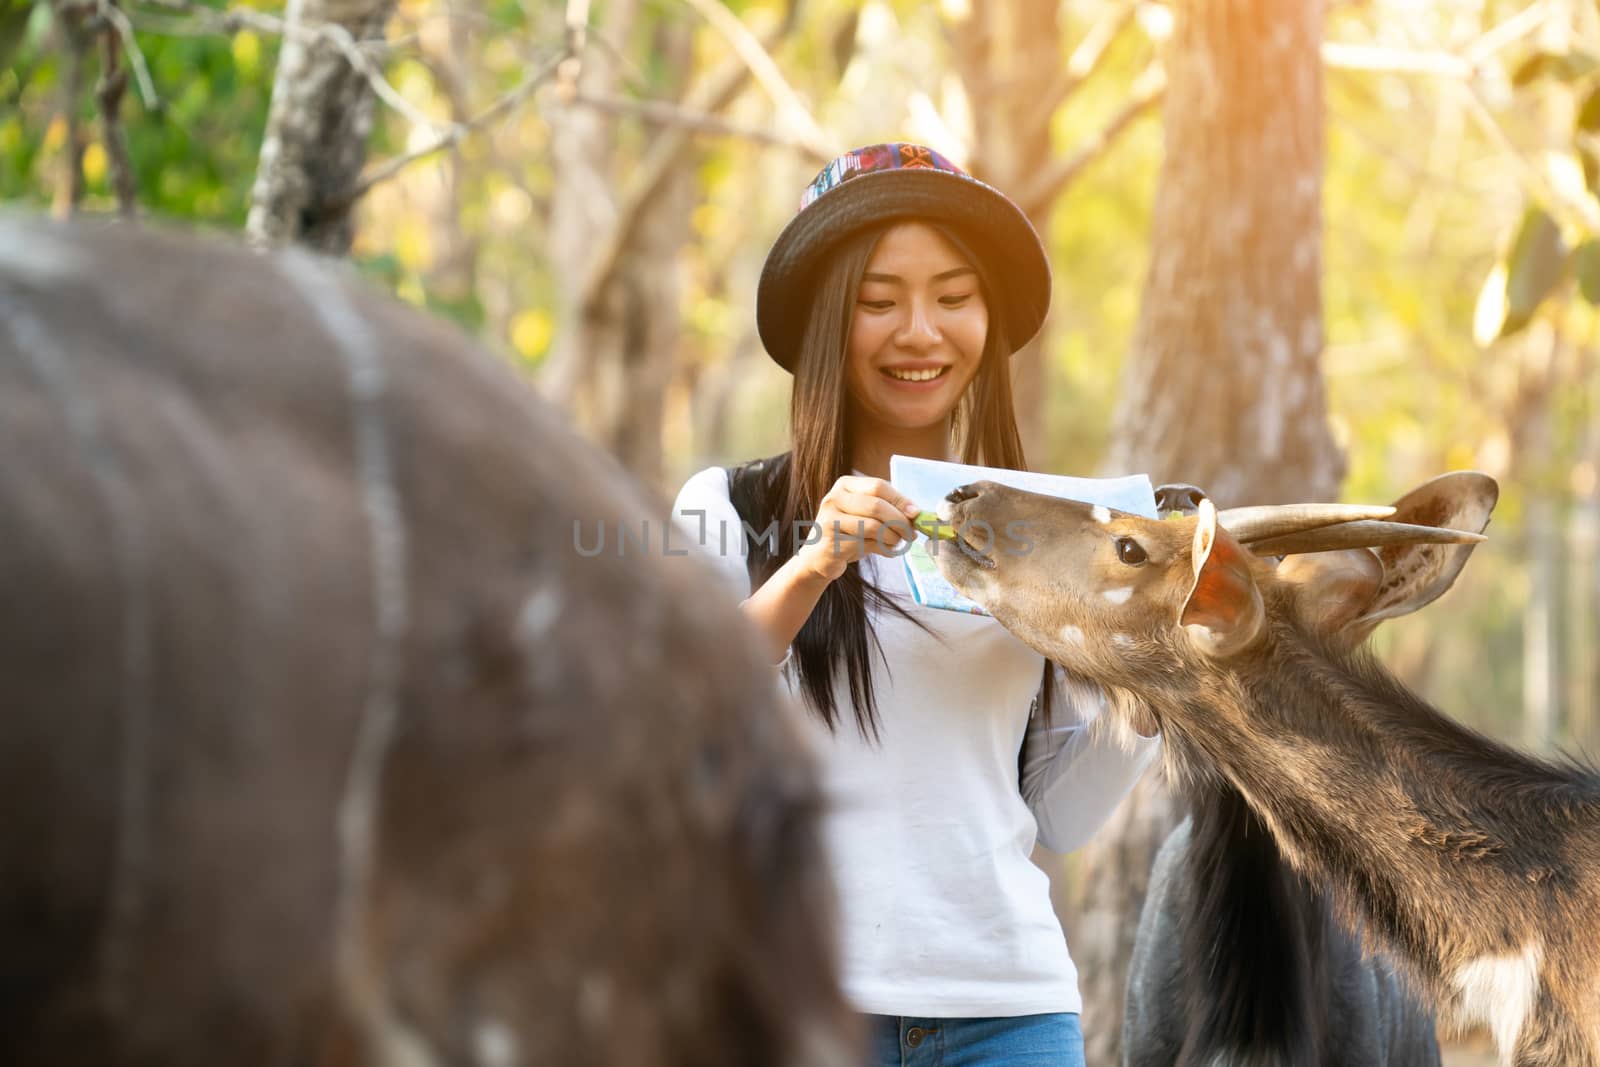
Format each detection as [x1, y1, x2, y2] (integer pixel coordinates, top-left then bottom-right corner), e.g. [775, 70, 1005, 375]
[844, 221, 989, 435]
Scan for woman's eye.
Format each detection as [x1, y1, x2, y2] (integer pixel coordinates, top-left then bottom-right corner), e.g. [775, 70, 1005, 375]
[939, 293, 972, 307]
[859, 299, 894, 311]
[1115, 537, 1148, 566]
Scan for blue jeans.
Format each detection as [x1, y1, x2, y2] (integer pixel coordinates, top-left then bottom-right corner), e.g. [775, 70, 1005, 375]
[862, 1013, 1085, 1067]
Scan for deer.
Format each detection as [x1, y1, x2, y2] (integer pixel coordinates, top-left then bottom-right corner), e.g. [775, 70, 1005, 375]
[1118, 476, 1498, 1067]
[0, 216, 854, 1067]
[933, 474, 1600, 1067]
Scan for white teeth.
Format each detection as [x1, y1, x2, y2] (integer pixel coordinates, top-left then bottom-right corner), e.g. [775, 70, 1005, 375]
[885, 367, 945, 382]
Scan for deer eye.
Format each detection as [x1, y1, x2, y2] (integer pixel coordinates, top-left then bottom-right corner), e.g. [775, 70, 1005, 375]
[1115, 537, 1148, 566]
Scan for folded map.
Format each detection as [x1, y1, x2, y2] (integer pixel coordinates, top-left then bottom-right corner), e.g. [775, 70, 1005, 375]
[887, 455, 1158, 615]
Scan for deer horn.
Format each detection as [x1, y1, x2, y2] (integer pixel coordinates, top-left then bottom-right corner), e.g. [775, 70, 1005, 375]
[1217, 504, 1398, 543]
[1245, 520, 1487, 557]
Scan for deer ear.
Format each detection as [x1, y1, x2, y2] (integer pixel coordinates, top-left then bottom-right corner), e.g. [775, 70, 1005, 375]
[1275, 548, 1384, 649]
[1347, 471, 1498, 634]
[1180, 499, 1265, 658]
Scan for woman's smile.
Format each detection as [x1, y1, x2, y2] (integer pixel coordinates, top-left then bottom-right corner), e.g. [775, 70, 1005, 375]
[845, 221, 989, 438]
[880, 363, 952, 386]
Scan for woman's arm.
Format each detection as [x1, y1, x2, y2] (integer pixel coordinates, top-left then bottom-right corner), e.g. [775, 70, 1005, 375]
[740, 474, 921, 663]
[740, 555, 833, 663]
[1020, 668, 1161, 854]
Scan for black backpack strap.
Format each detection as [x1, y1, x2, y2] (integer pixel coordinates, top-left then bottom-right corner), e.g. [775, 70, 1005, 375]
[724, 452, 791, 586]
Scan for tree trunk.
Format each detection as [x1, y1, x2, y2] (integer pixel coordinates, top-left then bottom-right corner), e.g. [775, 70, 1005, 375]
[1073, 3, 1338, 1063]
[1103, 0, 1340, 505]
[247, 0, 397, 253]
[543, 3, 694, 486]
[1570, 364, 1600, 749]
[949, 0, 1063, 466]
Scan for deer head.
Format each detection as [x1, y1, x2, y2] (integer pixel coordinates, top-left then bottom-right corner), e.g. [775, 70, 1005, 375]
[935, 472, 1497, 684]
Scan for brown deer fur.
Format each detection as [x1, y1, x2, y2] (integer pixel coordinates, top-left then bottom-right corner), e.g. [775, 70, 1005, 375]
[937, 480, 1600, 1067]
[0, 218, 853, 1067]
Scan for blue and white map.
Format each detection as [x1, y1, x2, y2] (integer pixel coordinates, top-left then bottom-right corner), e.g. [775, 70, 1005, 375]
[888, 455, 1158, 615]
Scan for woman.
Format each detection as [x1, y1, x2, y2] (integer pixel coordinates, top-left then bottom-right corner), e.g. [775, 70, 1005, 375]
[673, 143, 1159, 1066]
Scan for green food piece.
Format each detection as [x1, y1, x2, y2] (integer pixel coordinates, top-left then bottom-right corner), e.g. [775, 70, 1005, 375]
[914, 510, 957, 541]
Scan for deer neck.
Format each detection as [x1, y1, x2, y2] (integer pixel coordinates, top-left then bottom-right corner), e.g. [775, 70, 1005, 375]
[1119, 615, 1600, 1004]
[1177, 780, 1336, 1059]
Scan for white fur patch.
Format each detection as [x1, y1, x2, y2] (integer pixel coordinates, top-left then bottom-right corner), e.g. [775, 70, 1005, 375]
[1059, 624, 1086, 647]
[0, 219, 87, 282]
[1102, 586, 1134, 605]
[579, 972, 615, 1028]
[1112, 633, 1134, 648]
[1450, 940, 1543, 1057]
[516, 585, 563, 642]
[473, 1019, 518, 1067]
[1091, 505, 1112, 525]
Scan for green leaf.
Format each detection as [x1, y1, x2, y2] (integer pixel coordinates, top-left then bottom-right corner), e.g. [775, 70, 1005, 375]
[914, 511, 956, 541]
[1511, 50, 1600, 87]
[1500, 207, 1567, 337]
[1575, 241, 1600, 305]
[0, 0, 34, 71]
[1581, 144, 1600, 195]
[1579, 86, 1600, 133]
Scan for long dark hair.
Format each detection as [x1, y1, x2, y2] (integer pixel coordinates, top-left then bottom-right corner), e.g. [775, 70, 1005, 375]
[737, 221, 1057, 739]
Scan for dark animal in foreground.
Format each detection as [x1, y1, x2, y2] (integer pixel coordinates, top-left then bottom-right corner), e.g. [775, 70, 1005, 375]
[0, 217, 852, 1067]
[938, 475, 1600, 1067]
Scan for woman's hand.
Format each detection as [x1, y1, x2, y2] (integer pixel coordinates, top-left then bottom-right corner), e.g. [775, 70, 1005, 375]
[796, 475, 922, 582]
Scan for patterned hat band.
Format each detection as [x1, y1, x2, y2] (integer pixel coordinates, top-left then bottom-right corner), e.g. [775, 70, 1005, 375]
[757, 141, 1051, 371]
[799, 143, 972, 211]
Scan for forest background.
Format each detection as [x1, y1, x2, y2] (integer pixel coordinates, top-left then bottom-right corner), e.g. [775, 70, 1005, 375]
[4, 0, 1596, 1063]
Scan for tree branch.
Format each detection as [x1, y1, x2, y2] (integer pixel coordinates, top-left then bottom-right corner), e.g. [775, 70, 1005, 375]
[1457, 79, 1600, 233]
[1321, 0, 1552, 79]
[332, 51, 564, 209]
[1023, 2, 1139, 138]
[96, 1, 139, 216]
[1015, 62, 1164, 216]
[50, 0, 92, 218]
[554, 0, 589, 102]
[101, 0, 159, 109]
[573, 89, 831, 155]
[678, 0, 832, 161]
[132, 0, 446, 136]
[575, 1, 803, 315]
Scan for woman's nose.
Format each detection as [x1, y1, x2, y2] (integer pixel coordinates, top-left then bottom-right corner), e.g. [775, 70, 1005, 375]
[893, 298, 941, 349]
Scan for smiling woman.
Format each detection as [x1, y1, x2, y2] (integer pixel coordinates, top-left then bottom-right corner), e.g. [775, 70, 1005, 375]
[671, 143, 1160, 1067]
[843, 223, 990, 463]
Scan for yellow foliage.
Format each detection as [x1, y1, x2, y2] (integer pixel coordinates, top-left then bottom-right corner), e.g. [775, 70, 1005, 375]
[511, 309, 553, 359]
[43, 115, 66, 153]
[82, 142, 107, 186]
[492, 186, 532, 228]
[691, 203, 721, 239]
[1445, 443, 1477, 472]
[397, 276, 426, 307]
[394, 60, 436, 109]
[687, 294, 732, 340]
[393, 218, 433, 271]
[1472, 262, 1507, 348]
[232, 32, 261, 76]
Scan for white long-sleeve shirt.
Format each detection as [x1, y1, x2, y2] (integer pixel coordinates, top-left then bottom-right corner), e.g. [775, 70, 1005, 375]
[671, 466, 1159, 1017]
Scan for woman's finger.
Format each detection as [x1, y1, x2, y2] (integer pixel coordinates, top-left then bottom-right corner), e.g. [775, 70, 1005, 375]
[830, 491, 915, 530]
[833, 476, 921, 519]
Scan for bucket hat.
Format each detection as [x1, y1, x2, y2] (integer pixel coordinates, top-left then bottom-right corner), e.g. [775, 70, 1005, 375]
[756, 142, 1051, 373]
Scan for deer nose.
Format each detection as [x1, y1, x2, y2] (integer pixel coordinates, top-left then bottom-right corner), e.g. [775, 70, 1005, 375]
[946, 484, 980, 504]
[1155, 483, 1208, 515]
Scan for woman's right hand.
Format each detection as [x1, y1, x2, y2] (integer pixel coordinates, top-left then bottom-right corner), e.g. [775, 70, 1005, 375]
[796, 475, 922, 583]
